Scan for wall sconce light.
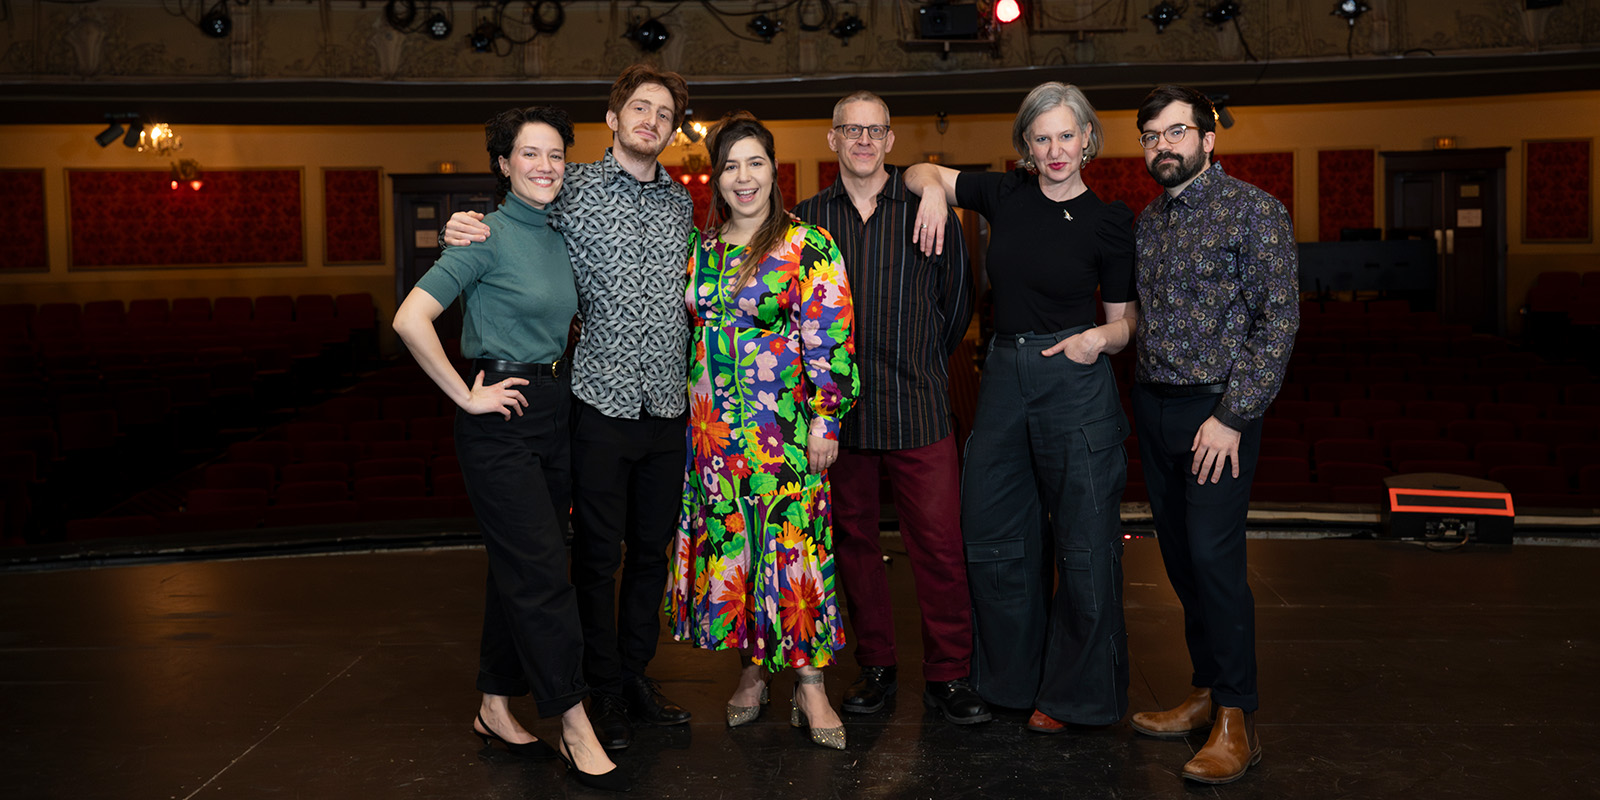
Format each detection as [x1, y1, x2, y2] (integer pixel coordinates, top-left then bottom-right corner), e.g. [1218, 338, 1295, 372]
[1331, 0, 1368, 26]
[1144, 1, 1183, 32]
[170, 159, 203, 191]
[1202, 1, 1240, 26]
[994, 0, 1023, 24]
[138, 122, 183, 156]
[200, 0, 232, 38]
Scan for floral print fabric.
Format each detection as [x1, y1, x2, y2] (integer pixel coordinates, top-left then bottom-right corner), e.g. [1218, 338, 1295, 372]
[667, 222, 859, 672]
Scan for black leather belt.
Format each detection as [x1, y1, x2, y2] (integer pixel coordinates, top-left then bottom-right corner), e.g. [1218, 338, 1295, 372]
[474, 358, 563, 378]
[1141, 381, 1226, 398]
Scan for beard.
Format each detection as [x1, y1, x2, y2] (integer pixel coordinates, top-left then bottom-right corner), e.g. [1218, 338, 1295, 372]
[617, 129, 668, 162]
[1148, 150, 1204, 188]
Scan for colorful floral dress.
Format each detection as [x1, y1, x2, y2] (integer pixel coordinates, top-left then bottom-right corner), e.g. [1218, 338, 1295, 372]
[667, 222, 859, 672]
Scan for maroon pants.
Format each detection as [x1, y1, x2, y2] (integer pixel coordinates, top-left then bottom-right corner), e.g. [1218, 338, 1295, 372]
[830, 435, 972, 682]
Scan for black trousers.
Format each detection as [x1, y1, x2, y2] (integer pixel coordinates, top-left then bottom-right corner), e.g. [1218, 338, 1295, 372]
[456, 369, 586, 718]
[961, 328, 1131, 725]
[569, 400, 688, 694]
[1132, 383, 1262, 713]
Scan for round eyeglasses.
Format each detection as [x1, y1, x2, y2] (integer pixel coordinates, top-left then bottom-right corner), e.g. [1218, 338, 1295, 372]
[1139, 123, 1196, 150]
[834, 124, 891, 140]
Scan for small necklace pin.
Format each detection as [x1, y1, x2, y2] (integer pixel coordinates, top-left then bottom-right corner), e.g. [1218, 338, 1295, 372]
[1063, 210, 1074, 221]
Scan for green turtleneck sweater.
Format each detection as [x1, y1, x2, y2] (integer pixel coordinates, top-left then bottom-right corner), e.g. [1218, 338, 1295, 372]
[416, 192, 578, 366]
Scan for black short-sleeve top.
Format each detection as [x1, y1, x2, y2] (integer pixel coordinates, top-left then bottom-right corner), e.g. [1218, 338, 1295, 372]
[955, 168, 1136, 336]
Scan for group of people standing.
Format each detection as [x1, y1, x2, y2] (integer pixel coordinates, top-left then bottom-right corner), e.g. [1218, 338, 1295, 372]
[392, 64, 1298, 793]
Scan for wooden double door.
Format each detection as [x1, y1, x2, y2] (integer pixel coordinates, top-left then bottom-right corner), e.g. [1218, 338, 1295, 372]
[1382, 148, 1509, 335]
[391, 173, 499, 345]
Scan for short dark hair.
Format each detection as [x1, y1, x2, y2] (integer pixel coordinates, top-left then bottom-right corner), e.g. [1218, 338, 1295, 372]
[609, 64, 690, 132]
[485, 106, 575, 199]
[1136, 85, 1218, 136]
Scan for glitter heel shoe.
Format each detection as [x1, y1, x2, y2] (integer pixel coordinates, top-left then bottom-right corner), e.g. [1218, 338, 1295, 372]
[726, 683, 770, 728]
[790, 673, 846, 750]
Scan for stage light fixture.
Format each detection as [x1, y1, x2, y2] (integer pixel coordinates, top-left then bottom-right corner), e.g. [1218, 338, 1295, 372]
[426, 12, 452, 40]
[994, 0, 1022, 24]
[679, 110, 704, 144]
[748, 13, 783, 42]
[1331, 0, 1367, 25]
[1210, 93, 1235, 129]
[95, 120, 125, 148]
[123, 121, 144, 149]
[830, 13, 865, 42]
[469, 20, 498, 52]
[624, 17, 670, 52]
[200, 0, 232, 38]
[1144, 1, 1182, 32]
[1203, 1, 1240, 26]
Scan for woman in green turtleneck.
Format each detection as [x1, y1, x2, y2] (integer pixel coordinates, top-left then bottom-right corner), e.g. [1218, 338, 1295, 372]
[392, 106, 624, 793]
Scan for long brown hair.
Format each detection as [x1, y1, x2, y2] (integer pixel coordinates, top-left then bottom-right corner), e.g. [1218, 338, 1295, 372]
[705, 111, 788, 290]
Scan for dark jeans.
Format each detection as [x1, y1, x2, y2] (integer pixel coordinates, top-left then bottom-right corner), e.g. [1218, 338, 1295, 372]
[1132, 383, 1262, 713]
[455, 369, 586, 718]
[569, 400, 688, 695]
[961, 327, 1131, 725]
[831, 435, 972, 682]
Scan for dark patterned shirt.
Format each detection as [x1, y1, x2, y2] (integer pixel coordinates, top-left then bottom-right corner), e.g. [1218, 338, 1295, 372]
[1134, 162, 1300, 430]
[791, 165, 973, 450]
[550, 149, 695, 419]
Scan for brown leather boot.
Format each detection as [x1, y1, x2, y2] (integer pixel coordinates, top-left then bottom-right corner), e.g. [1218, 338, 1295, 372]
[1182, 706, 1261, 784]
[1130, 687, 1214, 738]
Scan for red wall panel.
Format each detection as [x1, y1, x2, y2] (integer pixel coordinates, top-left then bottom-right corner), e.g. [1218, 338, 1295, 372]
[0, 170, 47, 271]
[1317, 149, 1375, 242]
[324, 168, 383, 264]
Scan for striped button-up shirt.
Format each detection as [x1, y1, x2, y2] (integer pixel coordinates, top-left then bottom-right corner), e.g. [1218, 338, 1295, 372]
[791, 165, 973, 450]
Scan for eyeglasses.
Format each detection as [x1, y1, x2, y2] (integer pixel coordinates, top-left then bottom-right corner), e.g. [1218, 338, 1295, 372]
[833, 124, 890, 140]
[1139, 123, 1196, 150]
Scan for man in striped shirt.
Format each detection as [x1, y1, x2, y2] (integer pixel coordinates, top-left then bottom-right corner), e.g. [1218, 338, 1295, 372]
[791, 91, 988, 725]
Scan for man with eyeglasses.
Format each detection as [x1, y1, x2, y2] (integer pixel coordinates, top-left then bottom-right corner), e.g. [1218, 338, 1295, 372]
[790, 91, 988, 725]
[1126, 85, 1298, 785]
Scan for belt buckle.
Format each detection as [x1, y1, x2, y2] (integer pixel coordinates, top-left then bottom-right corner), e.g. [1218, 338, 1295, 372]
[551, 359, 562, 379]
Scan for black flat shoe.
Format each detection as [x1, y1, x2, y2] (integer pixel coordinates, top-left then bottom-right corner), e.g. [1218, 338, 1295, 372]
[923, 678, 993, 725]
[556, 739, 631, 793]
[473, 713, 556, 759]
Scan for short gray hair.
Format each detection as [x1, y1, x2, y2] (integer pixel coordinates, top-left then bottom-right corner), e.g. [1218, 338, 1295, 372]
[832, 91, 891, 127]
[1011, 82, 1103, 169]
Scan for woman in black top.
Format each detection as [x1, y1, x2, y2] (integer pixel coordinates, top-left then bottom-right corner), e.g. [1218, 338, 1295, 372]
[905, 82, 1137, 732]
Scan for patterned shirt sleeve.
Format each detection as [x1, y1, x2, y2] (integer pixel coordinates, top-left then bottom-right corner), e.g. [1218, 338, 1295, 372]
[1216, 195, 1300, 430]
[794, 225, 859, 440]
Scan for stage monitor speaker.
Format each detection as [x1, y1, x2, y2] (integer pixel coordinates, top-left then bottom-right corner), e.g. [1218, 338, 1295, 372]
[1382, 473, 1514, 545]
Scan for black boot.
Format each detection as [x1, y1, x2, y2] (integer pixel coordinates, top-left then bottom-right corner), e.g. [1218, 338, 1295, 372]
[622, 673, 691, 726]
[923, 678, 993, 725]
[841, 665, 898, 715]
[591, 691, 633, 750]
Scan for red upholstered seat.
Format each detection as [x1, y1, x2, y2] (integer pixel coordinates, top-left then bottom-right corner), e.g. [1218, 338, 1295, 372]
[1256, 457, 1311, 483]
[280, 461, 349, 484]
[354, 474, 427, 501]
[1313, 439, 1385, 466]
[1475, 441, 1550, 470]
[1390, 439, 1469, 464]
[204, 462, 275, 491]
[1317, 461, 1394, 487]
[352, 457, 426, 481]
[1395, 459, 1486, 478]
[277, 480, 350, 506]
[1488, 465, 1569, 495]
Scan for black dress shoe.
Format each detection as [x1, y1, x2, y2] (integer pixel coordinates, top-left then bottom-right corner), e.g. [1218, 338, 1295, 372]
[842, 665, 897, 715]
[473, 712, 556, 759]
[556, 739, 630, 793]
[923, 678, 993, 725]
[591, 691, 633, 750]
[623, 673, 691, 726]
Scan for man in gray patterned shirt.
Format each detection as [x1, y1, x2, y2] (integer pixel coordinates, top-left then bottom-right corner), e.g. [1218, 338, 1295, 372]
[445, 65, 696, 752]
[1126, 84, 1298, 786]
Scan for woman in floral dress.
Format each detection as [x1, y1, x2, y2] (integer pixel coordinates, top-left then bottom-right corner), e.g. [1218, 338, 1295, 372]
[666, 111, 859, 750]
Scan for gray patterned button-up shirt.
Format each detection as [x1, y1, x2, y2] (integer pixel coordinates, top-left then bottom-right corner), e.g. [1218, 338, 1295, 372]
[549, 149, 694, 420]
[1134, 162, 1300, 430]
